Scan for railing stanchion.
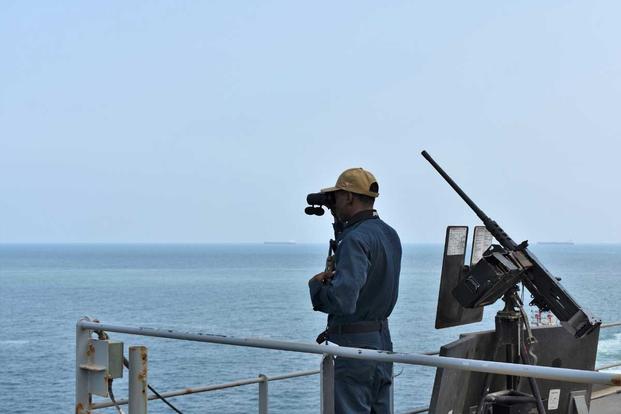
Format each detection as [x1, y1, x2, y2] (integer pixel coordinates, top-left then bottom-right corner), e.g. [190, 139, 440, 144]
[258, 374, 269, 414]
[76, 317, 93, 414]
[129, 346, 148, 414]
[389, 374, 394, 414]
[320, 354, 335, 414]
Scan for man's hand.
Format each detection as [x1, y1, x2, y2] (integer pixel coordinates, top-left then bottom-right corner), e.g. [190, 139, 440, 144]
[310, 270, 335, 284]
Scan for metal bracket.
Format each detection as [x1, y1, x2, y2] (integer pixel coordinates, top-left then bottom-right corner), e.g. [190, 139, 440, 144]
[568, 390, 590, 414]
[78, 339, 124, 397]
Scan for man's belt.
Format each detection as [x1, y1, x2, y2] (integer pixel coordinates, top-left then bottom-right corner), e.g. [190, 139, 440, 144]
[315, 320, 388, 344]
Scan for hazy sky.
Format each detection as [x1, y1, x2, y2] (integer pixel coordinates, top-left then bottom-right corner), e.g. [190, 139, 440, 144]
[2, 2, 621, 243]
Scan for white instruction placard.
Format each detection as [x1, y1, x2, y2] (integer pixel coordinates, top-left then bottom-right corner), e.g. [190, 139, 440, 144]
[548, 389, 561, 410]
[446, 227, 467, 256]
[471, 226, 493, 265]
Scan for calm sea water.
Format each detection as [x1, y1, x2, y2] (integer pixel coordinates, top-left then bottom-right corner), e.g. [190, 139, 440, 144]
[1, 243, 620, 413]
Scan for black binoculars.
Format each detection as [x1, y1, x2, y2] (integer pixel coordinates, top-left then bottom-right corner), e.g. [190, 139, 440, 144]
[305, 192, 335, 216]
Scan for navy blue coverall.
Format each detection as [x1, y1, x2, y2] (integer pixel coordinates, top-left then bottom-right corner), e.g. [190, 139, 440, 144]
[309, 211, 402, 413]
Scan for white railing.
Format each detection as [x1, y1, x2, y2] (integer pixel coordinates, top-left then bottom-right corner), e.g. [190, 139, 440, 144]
[76, 318, 621, 414]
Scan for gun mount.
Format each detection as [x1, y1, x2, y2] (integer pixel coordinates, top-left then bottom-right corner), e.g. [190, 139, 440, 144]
[422, 150, 601, 339]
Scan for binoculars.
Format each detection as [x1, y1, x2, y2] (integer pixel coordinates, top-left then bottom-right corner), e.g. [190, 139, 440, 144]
[304, 192, 335, 216]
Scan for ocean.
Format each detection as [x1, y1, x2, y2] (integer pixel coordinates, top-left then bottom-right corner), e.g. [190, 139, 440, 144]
[1, 243, 620, 413]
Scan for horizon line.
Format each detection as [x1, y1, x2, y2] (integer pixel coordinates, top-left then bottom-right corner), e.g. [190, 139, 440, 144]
[2, 241, 621, 245]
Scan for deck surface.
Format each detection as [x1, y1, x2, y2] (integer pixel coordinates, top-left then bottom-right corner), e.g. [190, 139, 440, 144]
[591, 386, 621, 413]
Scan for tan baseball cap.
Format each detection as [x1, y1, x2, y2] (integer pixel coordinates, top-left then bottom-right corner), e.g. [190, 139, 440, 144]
[321, 168, 379, 198]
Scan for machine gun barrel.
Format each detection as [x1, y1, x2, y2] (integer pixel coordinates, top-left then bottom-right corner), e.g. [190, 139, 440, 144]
[421, 150, 601, 338]
[421, 150, 518, 250]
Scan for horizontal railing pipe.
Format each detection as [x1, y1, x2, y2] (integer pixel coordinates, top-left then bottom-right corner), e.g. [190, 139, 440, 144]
[597, 362, 621, 371]
[92, 377, 259, 410]
[268, 369, 320, 381]
[78, 320, 621, 387]
[91, 369, 320, 410]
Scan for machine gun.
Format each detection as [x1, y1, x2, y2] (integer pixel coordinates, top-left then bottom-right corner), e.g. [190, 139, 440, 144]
[422, 150, 601, 339]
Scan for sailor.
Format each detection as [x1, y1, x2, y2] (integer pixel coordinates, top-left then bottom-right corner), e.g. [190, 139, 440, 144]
[309, 168, 402, 414]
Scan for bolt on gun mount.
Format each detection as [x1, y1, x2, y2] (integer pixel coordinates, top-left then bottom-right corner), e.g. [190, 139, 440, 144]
[422, 150, 601, 338]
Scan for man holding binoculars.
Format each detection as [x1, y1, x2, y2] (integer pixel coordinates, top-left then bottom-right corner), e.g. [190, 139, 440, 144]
[307, 168, 402, 414]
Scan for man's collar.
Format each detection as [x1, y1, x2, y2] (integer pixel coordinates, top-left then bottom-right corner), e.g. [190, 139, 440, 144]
[344, 209, 378, 229]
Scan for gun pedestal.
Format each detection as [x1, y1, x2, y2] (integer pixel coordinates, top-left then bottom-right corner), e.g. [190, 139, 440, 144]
[476, 288, 545, 414]
[494, 288, 523, 391]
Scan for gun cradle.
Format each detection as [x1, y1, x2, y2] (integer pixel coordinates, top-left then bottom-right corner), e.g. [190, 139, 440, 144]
[452, 244, 600, 338]
[453, 245, 527, 308]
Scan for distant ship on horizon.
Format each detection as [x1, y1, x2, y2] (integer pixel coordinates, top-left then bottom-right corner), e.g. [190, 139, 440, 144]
[537, 241, 575, 245]
[263, 240, 297, 245]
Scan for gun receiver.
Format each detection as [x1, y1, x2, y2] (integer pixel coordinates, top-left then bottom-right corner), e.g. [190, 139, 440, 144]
[422, 150, 601, 338]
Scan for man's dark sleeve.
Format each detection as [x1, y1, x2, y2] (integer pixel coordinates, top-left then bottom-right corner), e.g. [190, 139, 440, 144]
[309, 236, 370, 315]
